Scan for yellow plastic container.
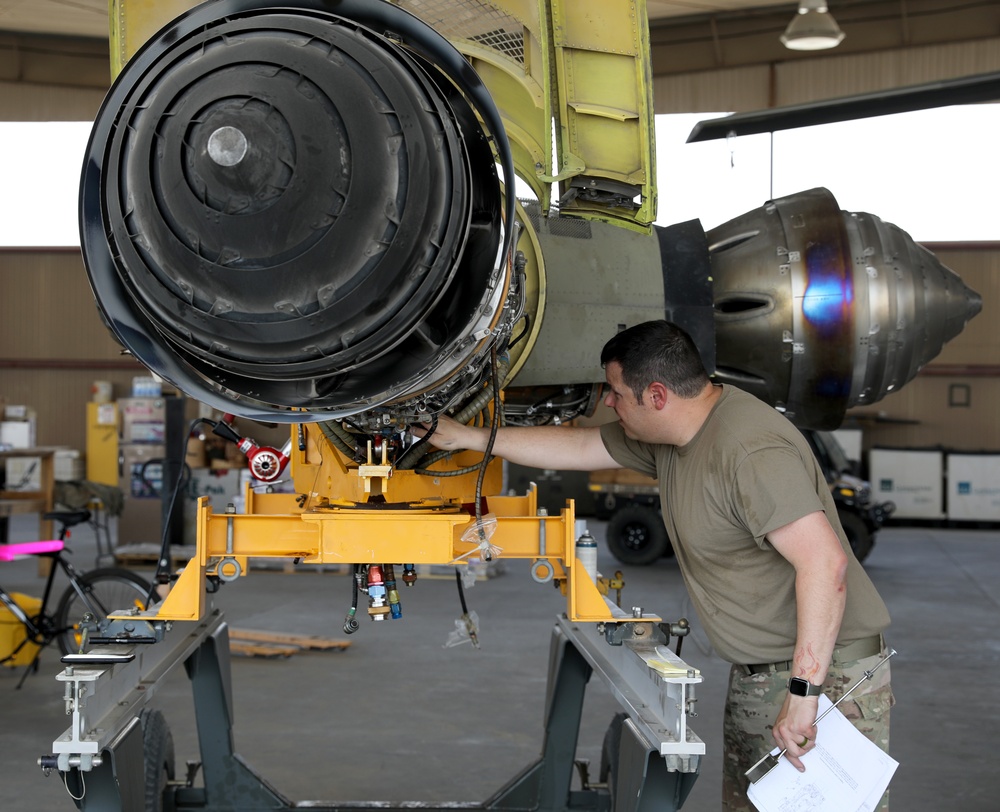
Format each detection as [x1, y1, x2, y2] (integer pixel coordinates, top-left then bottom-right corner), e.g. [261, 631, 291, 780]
[0, 592, 42, 667]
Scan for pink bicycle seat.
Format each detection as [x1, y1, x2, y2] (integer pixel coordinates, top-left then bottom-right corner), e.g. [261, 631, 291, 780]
[0, 540, 64, 562]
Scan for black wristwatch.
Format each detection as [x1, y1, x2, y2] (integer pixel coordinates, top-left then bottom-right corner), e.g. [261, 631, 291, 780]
[787, 676, 823, 697]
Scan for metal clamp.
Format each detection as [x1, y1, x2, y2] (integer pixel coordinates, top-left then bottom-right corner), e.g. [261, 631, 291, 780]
[530, 508, 554, 583]
[218, 507, 242, 582]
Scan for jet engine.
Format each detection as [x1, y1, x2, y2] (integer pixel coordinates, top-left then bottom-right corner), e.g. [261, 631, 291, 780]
[81, 0, 980, 436]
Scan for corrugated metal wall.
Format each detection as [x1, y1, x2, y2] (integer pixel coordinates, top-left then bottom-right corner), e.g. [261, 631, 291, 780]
[861, 377, 1000, 453]
[0, 79, 106, 121]
[654, 37, 1000, 112]
[775, 38, 1000, 106]
[0, 250, 146, 449]
[0, 32, 109, 120]
[1, 252, 118, 360]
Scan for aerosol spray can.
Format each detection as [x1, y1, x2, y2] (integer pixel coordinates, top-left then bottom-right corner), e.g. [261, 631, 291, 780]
[575, 523, 598, 584]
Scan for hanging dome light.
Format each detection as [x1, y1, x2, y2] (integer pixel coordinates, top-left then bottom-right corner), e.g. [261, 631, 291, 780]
[781, 0, 846, 51]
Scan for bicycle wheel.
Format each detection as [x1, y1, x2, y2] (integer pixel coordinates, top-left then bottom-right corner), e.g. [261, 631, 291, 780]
[54, 568, 153, 656]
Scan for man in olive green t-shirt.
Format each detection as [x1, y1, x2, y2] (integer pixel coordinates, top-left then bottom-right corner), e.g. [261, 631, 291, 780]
[413, 320, 893, 811]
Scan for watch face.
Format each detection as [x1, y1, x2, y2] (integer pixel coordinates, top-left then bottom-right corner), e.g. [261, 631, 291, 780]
[788, 677, 820, 696]
[788, 677, 805, 695]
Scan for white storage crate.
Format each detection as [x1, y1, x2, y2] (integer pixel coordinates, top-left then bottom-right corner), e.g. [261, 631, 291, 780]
[870, 448, 944, 520]
[946, 453, 1000, 522]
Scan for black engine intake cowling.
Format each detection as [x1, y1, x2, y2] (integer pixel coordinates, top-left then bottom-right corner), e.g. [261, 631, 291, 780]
[81, 0, 515, 422]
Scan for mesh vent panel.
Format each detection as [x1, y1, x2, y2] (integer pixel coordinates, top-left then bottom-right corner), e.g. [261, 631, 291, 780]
[399, 0, 526, 64]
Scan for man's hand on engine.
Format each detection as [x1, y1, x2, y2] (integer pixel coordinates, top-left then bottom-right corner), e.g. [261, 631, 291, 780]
[411, 415, 484, 452]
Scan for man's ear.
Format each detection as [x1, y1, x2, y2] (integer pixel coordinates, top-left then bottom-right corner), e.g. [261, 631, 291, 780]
[648, 382, 669, 410]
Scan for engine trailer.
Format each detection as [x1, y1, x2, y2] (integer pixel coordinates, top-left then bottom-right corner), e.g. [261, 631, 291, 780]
[44, 601, 704, 812]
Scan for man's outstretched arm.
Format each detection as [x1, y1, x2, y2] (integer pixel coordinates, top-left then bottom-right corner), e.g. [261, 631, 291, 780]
[411, 415, 622, 472]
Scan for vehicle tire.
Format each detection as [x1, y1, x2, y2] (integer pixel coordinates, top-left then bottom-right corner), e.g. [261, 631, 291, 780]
[599, 712, 627, 802]
[838, 509, 874, 563]
[139, 708, 175, 812]
[606, 504, 671, 565]
[54, 568, 153, 656]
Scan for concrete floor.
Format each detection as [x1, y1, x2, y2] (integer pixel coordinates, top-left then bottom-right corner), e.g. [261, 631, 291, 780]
[1, 514, 998, 811]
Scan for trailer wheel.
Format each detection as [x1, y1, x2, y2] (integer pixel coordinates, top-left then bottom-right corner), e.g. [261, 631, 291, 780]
[139, 708, 175, 812]
[606, 505, 671, 566]
[837, 509, 874, 563]
[599, 712, 627, 802]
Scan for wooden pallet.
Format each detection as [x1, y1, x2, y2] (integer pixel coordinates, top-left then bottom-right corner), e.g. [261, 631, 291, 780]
[114, 543, 196, 568]
[228, 628, 351, 659]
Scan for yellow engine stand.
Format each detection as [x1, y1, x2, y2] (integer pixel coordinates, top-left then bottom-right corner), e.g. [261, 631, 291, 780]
[148, 423, 651, 626]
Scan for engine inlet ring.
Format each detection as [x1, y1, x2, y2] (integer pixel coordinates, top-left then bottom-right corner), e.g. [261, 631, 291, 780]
[81, 0, 515, 422]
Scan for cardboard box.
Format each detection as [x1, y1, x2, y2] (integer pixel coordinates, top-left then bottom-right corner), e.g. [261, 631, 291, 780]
[186, 468, 243, 513]
[121, 444, 166, 498]
[131, 376, 162, 397]
[3, 404, 36, 422]
[1, 406, 37, 450]
[55, 449, 84, 482]
[185, 438, 207, 469]
[119, 398, 166, 444]
[128, 423, 166, 444]
[4, 457, 41, 491]
[1, 420, 35, 449]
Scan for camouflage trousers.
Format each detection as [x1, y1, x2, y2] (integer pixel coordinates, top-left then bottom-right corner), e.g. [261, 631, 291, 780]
[722, 650, 894, 812]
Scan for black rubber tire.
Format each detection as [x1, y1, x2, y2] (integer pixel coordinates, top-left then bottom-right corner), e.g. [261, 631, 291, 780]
[838, 508, 874, 563]
[54, 568, 153, 656]
[606, 504, 671, 566]
[599, 712, 628, 802]
[139, 708, 175, 812]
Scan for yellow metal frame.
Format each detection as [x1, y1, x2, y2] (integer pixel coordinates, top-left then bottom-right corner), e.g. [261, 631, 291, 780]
[144, 424, 647, 625]
[109, 0, 193, 77]
[546, 0, 657, 229]
[451, 0, 657, 232]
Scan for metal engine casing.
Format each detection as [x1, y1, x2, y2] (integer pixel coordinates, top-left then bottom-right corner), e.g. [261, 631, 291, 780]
[509, 189, 981, 429]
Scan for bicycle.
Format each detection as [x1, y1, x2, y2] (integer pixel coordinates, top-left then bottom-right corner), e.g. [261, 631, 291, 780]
[0, 509, 153, 688]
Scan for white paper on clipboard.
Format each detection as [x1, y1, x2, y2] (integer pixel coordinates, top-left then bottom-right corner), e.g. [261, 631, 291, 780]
[747, 694, 897, 812]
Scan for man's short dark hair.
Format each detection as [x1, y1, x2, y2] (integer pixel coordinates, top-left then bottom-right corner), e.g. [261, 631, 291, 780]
[600, 321, 710, 401]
